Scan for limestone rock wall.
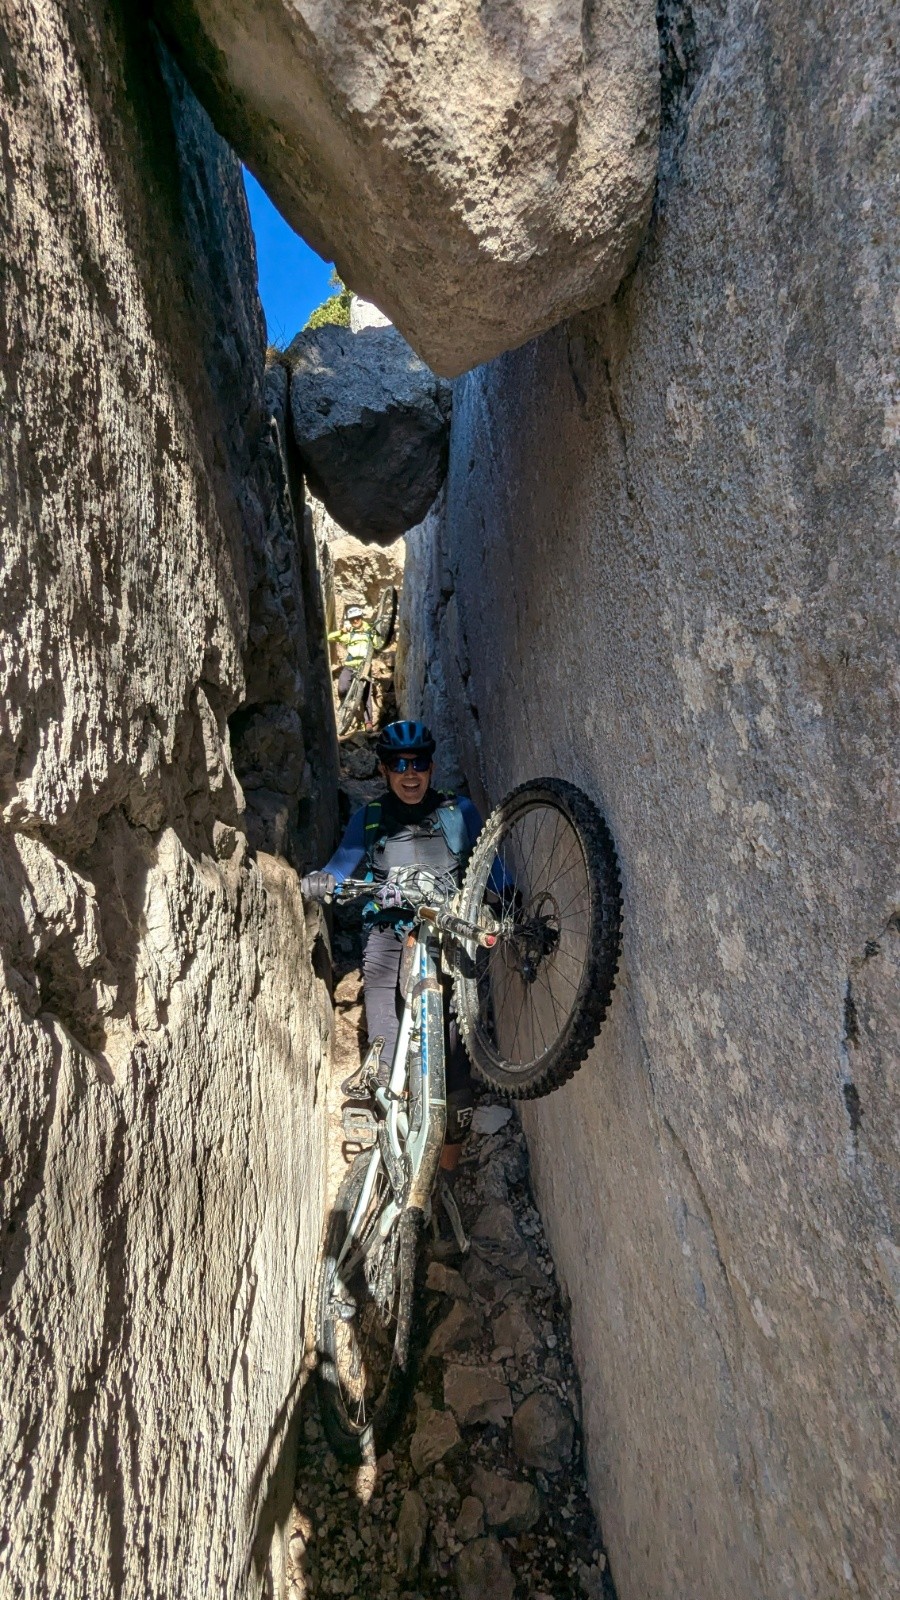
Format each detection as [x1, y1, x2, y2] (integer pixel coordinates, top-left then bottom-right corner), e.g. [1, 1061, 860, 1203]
[0, 5, 336, 1596]
[399, 2, 900, 1596]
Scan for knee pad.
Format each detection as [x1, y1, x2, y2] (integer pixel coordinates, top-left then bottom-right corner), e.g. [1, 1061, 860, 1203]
[446, 1084, 474, 1144]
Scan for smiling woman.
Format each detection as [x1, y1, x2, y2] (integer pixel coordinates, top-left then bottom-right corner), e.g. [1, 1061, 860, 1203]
[243, 167, 334, 346]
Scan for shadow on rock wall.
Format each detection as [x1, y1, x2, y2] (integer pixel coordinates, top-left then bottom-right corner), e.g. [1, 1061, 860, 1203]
[0, 6, 337, 1595]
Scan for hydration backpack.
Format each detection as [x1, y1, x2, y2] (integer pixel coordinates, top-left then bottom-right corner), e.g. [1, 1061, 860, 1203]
[363, 794, 470, 882]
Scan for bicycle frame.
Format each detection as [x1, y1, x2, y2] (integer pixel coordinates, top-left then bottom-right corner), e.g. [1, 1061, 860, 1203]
[335, 918, 447, 1275]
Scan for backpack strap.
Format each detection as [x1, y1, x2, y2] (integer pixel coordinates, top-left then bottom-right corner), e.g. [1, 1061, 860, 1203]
[363, 800, 383, 879]
[434, 794, 471, 869]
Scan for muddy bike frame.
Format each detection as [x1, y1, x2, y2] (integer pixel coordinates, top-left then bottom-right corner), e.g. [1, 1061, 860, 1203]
[330, 880, 498, 1278]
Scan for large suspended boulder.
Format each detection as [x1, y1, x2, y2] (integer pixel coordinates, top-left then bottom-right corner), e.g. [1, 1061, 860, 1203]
[287, 323, 451, 544]
[154, 0, 660, 376]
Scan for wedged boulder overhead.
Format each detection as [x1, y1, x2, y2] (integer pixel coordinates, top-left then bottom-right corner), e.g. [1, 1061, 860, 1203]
[287, 323, 451, 544]
[155, 0, 659, 376]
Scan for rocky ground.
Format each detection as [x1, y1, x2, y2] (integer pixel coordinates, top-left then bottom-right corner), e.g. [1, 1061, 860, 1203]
[286, 715, 617, 1599]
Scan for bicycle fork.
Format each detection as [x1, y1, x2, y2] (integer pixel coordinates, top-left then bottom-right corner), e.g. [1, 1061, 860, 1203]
[402, 935, 446, 1213]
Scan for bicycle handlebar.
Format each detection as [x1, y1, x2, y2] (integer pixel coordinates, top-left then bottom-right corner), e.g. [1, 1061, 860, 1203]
[334, 879, 498, 948]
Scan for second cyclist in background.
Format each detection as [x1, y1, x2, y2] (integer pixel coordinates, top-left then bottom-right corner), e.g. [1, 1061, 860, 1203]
[329, 603, 377, 727]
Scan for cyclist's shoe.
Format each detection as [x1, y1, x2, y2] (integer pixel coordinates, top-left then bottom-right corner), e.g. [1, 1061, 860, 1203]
[340, 1037, 385, 1099]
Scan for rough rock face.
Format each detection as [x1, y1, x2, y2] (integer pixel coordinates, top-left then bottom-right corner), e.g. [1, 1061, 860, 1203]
[233, 358, 339, 868]
[0, 5, 335, 1596]
[287, 323, 451, 544]
[398, 3, 900, 1597]
[394, 493, 467, 795]
[308, 494, 405, 638]
[330, 534, 405, 615]
[155, 0, 659, 376]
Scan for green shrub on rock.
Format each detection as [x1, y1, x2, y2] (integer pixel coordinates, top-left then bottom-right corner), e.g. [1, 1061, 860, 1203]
[305, 270, 352, 330]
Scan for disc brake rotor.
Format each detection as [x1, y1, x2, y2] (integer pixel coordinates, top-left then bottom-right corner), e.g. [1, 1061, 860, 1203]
[501, 890, 561, 983]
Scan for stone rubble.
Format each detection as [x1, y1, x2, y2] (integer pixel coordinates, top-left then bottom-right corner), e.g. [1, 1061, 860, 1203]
[290, 871, 617, 1598]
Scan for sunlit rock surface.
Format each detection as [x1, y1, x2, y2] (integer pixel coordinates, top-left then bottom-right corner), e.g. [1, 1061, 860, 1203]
[398, 1, 900, 1595]
[0, 5, 335, 1594]
[155, 0, 659, 376]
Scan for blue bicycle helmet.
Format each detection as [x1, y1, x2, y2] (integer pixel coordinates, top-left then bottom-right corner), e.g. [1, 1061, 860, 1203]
[375, 719, 436, 759]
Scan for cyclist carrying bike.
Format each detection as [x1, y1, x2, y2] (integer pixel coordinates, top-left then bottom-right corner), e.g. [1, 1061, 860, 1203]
[328, 604, 383, 728]
[302, 719, 482, 1172]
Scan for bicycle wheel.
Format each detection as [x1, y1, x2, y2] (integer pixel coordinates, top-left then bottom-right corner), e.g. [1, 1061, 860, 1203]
[372, 584, 398, 647]
[316, 1150, 422, 1461]
[454, 778, 622, 1098]
[336, 672, 366, 736]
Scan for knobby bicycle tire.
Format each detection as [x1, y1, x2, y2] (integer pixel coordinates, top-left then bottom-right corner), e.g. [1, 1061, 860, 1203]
[372, 584, 398, 648]
[336, 671, 367, 736]
[454, 777, 622, 1099]
[316, 1150, 423, 1462]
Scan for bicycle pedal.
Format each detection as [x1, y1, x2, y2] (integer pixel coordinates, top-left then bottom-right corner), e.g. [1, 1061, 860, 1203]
[341, 1106, 378, 1147]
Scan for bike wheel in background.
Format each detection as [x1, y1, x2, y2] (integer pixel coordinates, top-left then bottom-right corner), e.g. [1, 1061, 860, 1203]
[372, 583, 398, 647]
[316, 1151, 421, 1462]
[336, 670, 367, 736]
[454, 777, 622, 1098]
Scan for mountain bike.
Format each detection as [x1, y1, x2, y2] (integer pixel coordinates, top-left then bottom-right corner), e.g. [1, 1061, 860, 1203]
[315, 778, 622, 1462]
[335, 638, 374, 736]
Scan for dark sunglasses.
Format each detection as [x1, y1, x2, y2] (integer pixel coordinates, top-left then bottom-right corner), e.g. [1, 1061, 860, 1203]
[383, 753, 432, 774]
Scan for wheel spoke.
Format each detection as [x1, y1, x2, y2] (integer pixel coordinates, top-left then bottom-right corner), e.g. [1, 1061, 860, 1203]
[462, 799, 599, 1069]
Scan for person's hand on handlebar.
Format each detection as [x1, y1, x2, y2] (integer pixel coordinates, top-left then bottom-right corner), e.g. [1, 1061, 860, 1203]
[301, 870, 336, 902]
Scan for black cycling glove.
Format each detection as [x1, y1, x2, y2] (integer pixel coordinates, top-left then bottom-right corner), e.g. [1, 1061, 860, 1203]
[301, 871, 336, 901]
